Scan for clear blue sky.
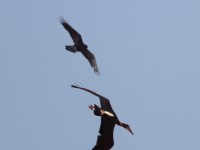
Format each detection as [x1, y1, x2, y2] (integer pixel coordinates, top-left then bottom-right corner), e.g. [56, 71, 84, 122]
[1, 0, 200, 149]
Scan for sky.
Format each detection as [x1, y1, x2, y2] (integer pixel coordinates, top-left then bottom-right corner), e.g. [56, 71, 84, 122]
[1, 0, 200, 149]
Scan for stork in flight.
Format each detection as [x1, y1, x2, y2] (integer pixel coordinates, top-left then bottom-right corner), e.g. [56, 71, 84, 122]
[71, 84, 133, 150]
[60, 17, 100, 74]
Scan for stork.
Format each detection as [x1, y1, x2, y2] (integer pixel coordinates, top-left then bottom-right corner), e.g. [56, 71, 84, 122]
[71, 84, 133, 150]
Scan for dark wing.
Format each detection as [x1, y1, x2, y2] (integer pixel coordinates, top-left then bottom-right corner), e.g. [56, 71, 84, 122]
[59, 16, 84, 45]
[71, 84, 112, 112]
[92, 115, 115, 150]
[92, 134, 114, 150]
[80, 49, 100, 74]
[92, 135, 109, 150]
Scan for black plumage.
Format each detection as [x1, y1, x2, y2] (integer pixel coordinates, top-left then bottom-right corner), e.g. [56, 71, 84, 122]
[71, 84, 133, 150]
[60, 17, 100, 74]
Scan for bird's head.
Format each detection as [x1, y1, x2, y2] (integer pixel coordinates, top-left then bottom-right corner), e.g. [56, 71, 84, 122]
[121, 123, 134, 135]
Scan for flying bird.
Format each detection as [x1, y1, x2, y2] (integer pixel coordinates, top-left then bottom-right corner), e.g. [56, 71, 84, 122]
[71, 84, 133, 150]
[60, 17, 100, 74]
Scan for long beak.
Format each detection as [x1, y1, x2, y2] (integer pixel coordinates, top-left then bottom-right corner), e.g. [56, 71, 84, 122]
[128, 128, 134, 135]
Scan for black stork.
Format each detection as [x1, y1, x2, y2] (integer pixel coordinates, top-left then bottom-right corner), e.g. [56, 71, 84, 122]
[59, 17, 100, 75]
[71, 84, 133, 150]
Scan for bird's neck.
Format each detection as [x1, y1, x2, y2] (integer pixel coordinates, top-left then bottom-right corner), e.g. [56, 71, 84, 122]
[116, 120, 122, 126]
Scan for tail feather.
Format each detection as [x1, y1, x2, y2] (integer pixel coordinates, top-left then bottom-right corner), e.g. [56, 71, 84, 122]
[65, 45, 77, 53]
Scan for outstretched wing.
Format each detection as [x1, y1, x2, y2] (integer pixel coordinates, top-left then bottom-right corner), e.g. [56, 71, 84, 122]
[92, 134, 114, 150]
[59, 17, 83, 45]
[71, 84, 112, 111]
[80, 49, 100, 74]
[93, 111, 116, 150]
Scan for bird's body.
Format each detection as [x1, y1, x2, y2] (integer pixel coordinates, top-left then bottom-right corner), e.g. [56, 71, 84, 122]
[71, 84, 133, 150]
[60, 17, 100, 74]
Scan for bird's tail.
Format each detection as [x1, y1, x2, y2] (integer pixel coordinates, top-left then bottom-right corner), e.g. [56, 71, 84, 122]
[65, 45, 77, 53]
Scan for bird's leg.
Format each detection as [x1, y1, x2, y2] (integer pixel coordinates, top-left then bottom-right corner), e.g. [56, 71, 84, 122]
[88, 105, 95, 110]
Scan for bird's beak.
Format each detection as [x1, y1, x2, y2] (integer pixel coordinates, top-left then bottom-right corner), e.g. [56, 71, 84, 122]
[128, 127, 134, 135]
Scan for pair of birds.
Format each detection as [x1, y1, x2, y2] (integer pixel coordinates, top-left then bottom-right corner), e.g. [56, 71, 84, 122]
[60, 17, 133, 149]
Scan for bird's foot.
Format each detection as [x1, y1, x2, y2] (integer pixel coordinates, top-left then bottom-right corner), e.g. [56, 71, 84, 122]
[88, 105, 95, 110]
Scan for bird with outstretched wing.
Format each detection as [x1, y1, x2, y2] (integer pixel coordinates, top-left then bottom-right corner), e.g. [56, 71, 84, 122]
[71, 84, 133, 150]
[60, 17, 100, 74]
